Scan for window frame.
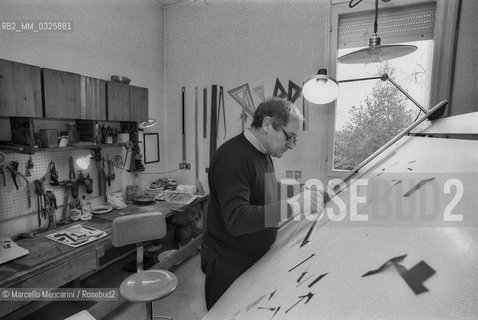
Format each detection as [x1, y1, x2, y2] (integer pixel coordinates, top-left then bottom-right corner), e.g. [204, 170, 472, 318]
[326, 0, 461, 179]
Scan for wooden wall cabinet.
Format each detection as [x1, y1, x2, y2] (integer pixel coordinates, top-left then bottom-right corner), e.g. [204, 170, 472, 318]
[0, 58, 147, 123]
[81, 76, 106, 120]
[106, 81, 130, 121]
[129, 85, 148, 121]
[0, 59, 42, 117]
[42, 68, 81, 119]
[107, 82, 148, 121]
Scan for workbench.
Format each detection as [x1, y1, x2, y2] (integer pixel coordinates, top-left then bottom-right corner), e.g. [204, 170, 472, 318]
[0, 195, 208, 320]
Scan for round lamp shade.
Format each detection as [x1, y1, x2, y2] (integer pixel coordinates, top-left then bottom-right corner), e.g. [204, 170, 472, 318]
[302, 72, 339, 105]
[337, 44, 418, 64]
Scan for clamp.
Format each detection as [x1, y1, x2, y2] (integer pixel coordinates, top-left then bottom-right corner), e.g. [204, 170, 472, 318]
[6, 161, 29, 190]
[48, 161, 59, 186]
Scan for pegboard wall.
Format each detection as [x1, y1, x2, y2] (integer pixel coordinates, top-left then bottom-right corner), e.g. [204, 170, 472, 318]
[0, 147, 124, 222]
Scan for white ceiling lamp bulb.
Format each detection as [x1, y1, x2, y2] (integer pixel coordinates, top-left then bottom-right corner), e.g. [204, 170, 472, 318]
[337, 0, 417, 68]
[302, 68, 339, 105]
[364, 35, 384, 75]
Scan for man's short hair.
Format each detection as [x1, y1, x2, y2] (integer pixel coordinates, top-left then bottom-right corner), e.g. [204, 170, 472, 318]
[251, 97, 303, 130]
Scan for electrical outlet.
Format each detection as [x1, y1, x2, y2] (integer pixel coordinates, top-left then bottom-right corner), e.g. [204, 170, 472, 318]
[179, 162, 191, 170]
[286, 170, 294, 178]
[294, 170, 302, 179]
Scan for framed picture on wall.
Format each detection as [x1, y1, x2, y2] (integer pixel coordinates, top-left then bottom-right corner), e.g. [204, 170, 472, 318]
[143, 133, 160, 164]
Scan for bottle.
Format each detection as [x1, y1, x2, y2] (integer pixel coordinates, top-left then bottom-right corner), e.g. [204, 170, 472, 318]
[81, 195, 92, 215]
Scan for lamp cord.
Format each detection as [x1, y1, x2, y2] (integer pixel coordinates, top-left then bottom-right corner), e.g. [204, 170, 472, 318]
[109, 161, 180, 176]
[348, 0, 379, 34]
[413, 110, 422, 122]
[374, 0, 378, 34]
[348, 0, 364, 8]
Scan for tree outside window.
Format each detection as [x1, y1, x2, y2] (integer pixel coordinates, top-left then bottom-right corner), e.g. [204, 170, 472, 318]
[333, 40, 433, 171]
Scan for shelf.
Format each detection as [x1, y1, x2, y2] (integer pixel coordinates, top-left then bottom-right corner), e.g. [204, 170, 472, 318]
[0, 143, 125, 154]
[35, 143, 125, 152]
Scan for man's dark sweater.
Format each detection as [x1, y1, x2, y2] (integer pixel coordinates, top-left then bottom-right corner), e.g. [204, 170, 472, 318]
[204, 132, 283, 269]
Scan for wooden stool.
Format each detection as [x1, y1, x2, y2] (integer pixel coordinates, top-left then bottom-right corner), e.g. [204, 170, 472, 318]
[112, 212, 177, 320]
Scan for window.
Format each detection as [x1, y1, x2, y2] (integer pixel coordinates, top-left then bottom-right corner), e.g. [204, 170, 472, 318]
[327, 0, 460, 175]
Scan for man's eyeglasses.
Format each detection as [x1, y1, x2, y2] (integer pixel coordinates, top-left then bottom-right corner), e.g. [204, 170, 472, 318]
[281, 126, 298, 145]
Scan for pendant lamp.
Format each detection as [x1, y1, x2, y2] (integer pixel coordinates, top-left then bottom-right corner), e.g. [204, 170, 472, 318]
[337, 0, 417, 68]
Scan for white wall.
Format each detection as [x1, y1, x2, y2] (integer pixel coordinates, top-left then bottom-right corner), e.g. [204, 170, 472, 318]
[164, 0, 331, 192]
[0, 0, 165, 237]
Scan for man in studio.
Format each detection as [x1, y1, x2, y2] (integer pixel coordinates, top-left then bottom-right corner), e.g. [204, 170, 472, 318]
[201, 97, 322, 309]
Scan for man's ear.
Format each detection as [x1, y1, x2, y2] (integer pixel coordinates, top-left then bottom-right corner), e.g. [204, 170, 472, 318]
[262, 116, 273, 133]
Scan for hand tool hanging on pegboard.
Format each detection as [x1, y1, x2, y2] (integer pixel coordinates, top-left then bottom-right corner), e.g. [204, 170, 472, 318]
[68, 156, 75, 180]
[84, 174, 93, 194]
[45, 190, 57, 228]
[6, 161, 31, 208]
[93, 149, 106, 200]
[129, 125, 144, 172]
[195, 87, 205, 195]
[107, 155, 115, 185]
[34, 179, 43, 227]
[25, 156, 34, 177]
[124, 141, 133, 167]
[48, 161, 59, 186]
[98, 157, 107, 200]
[107, 155, 111, 187]
[217, 86, 227, 140]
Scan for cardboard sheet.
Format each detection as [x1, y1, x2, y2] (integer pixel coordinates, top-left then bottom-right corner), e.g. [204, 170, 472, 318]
[45, 224, 107, 248]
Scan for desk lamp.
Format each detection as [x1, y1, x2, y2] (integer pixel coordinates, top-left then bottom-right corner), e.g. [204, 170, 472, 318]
[302, 68, 339, 105]
[138, 119, 158, 130]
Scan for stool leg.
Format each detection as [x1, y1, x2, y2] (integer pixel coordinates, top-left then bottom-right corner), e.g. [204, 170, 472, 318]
[147, 301, 174, 320]
[146, 301, 154, 320]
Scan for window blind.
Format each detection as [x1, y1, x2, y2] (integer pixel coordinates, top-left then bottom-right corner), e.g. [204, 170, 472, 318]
[338, 2, 436, 49]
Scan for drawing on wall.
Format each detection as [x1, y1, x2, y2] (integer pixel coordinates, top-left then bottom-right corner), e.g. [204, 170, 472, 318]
[273, 78, 288, 99]
[253, 85, 266, 103]
[227, 84, 256, 128]
[287, 81, 302, 103]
